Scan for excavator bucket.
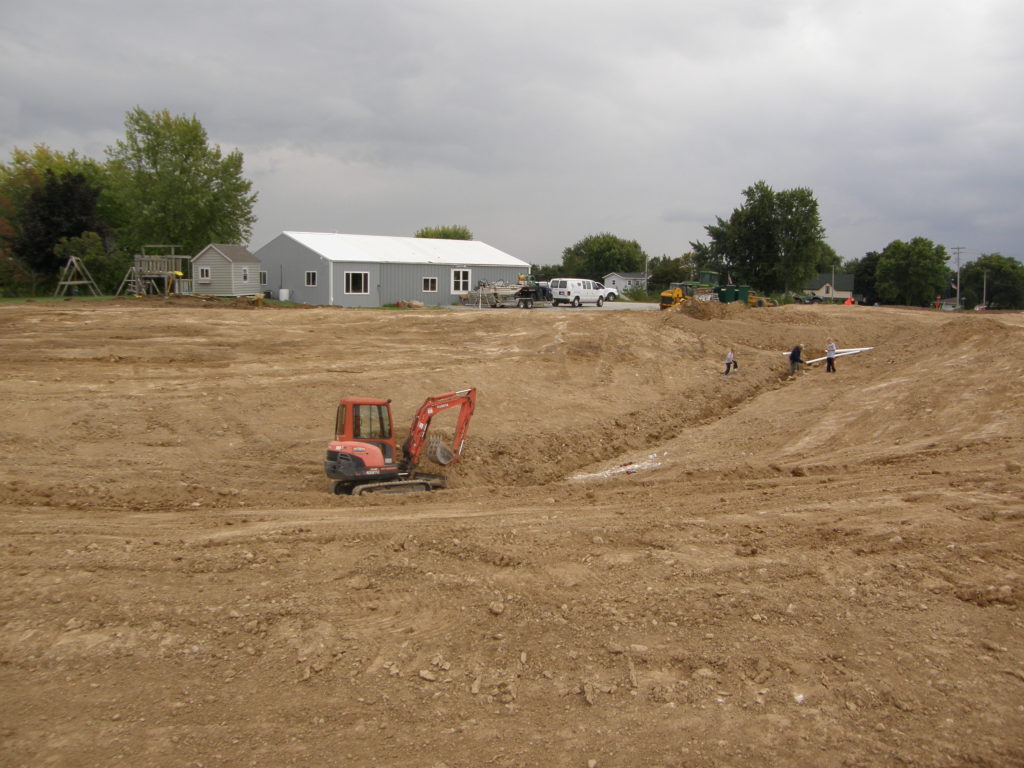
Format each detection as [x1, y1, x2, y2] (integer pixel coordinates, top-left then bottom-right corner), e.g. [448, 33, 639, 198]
[426, 435, 455, 465]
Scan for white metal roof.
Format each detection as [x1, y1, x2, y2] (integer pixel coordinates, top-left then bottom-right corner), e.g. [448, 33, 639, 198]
[281, 232, 530, 268]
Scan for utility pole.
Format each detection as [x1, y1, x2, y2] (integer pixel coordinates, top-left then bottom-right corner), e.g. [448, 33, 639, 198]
[951, 245, 965, 308]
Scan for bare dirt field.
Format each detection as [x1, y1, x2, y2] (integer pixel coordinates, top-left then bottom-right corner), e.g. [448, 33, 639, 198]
[1, 297, 1022, 768]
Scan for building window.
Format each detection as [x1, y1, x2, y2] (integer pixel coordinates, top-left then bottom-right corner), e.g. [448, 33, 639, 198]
[452, 269, 470, 293]
[242, 268, 249, 282]
[305, 271, 317, 287]
[259, 271, 267, 285]
[198, 266, 211, 282]
[422, 277, 438, 292]
[345, 272, 369, 294]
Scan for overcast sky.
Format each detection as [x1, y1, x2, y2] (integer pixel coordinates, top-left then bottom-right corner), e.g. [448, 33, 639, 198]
[2, 0, 1021, 267]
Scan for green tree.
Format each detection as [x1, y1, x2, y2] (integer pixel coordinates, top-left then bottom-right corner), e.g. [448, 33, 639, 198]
[105, 107, 257, 255]
[647, 253, 698, 291]
[11, 169, 104, 280]
[414, 224, 473, 240]
[692, 181, 825, 293]
[529, 263, 560, 281]
[1, 145, 108, 259]
[0, 250, 33, 296]
[960, 253, 1024, 309]
[875, 238, 948, 306]
[813, 242, 842, 273]
[53, 232, 130, 295]
[845, 251, 881, 304]
[560, 233, 646, 283]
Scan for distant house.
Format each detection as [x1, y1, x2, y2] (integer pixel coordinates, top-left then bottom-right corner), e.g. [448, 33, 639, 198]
[603, 272, 650, 294]
[191, 244, 261, 297]
[254, 232, 531, 307]
[804, 273, 855, 302]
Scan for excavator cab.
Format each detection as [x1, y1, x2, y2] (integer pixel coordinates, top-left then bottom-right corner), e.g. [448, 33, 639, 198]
[336, 398, 395, 462]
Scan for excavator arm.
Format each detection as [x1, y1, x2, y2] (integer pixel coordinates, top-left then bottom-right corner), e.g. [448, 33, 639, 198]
[400, 388, 477, 471]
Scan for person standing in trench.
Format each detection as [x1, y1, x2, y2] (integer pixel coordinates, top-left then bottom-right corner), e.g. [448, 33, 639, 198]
[723, 348, 737, 376]
[825, 338, 837, 373]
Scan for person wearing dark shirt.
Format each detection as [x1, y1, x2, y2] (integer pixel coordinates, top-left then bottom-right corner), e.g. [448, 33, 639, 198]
[789, 344, 805, 377]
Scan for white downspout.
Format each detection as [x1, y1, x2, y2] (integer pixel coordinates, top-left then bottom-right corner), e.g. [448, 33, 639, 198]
[327, 256, 333, 305]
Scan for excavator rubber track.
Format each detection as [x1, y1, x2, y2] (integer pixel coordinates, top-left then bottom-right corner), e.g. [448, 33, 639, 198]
[347, 475, 447, 496]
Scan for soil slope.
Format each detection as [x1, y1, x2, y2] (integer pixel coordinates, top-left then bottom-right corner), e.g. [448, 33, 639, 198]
[1, 299, 1022, 767]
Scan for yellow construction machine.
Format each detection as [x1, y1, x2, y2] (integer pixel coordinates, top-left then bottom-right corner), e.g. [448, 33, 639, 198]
[747, 291, 778, 308]
[659, 281, 716, 310]
[659, 286, 687, 310]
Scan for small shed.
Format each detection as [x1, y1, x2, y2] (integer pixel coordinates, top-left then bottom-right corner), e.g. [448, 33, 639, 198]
[191, 244, 261, 297]
[603, 272, 649, 294]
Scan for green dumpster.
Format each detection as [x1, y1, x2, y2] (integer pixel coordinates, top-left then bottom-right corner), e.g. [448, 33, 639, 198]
[716, 285, 736, 303]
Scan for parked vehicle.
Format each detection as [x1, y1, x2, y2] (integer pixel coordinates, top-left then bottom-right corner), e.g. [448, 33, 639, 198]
[593, 282, 618, 302]
[512, 279, 553, 309]
[549, 278, 606, 307]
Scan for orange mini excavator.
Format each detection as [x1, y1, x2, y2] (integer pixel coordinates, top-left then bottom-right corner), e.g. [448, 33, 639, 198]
[324, 388, 476, 495]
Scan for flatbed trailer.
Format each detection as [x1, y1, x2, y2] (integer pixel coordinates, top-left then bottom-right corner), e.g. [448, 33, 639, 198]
[462, 281, 553, 308]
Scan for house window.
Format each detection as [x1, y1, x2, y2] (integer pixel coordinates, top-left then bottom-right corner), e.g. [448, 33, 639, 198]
[422, 277, 438, 293]
[345, 272, 369, 294]
[259, 271, 267, 286]
[305, 271, 317, 287]
[198, 266, 211, 282]
[242, 268, 249, 282]
[452, 269, 470, 293]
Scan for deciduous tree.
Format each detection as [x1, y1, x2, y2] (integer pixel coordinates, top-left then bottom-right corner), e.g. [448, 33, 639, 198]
[1, 145, 108, 259]
[414, 225, 473, 240]
[105, 108, 257, 255]
[528, 263, 560, 281]
[845, 251, 881, 304]
[11, 170, 104, 279]
[560, 233, 646, 283]
[53, 232, 129, 294]
[875, 238, 948, 306]
[647, 253, 699, 291]
[960, 253, 1024, 309]
[692, 181, 826, 293]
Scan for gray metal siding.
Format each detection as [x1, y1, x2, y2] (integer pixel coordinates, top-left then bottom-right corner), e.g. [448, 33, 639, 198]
[253, 234, 529, 307]
[256, 234, 330, 304]
[378, 264, 526, 306]
[329, 262, 381, 308]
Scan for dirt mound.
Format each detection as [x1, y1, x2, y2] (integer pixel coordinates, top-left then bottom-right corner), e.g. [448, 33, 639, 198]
[2, 301, 1023, 767]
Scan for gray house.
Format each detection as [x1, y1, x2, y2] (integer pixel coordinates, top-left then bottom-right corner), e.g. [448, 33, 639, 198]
[191, 244, 261, 297]
[603, 272, 650, 294]
[804, 272, 855, 302]
[254, 232, 531, 307]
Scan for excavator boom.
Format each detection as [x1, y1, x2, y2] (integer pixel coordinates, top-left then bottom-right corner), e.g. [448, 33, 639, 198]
[401, 388, 476, 470]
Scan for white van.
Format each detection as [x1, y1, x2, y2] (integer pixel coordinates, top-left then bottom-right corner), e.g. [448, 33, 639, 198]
[549, 278, 606, 307]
